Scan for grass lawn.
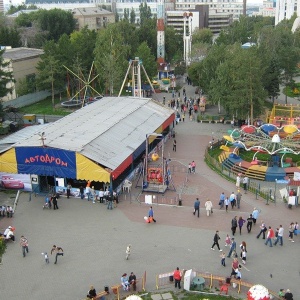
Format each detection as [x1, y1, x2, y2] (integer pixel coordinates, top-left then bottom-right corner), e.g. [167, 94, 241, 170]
[18, 96, 74, 116]
[283, 82, 300, 98]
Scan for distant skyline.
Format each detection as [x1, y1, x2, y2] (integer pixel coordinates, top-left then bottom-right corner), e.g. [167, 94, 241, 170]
[5, 0, 264, 6]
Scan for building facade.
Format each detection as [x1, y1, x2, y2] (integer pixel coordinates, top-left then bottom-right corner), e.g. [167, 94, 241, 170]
[275, 0, 299, 25]
[72, 7, 115, 30]
[2, 47, 44, 102]
[209, 11, 233, 34]
[0, 0, 4, 13]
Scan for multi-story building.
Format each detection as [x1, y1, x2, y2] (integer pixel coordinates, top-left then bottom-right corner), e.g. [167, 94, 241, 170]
[258, 0, 276, 18]
[275, 0, 300, 25]
[72, 7, 115, 30]
[95, 0, 244, 21]
[209, 11, 233, 34]
[0, 0, 4, 14]
[2, 47, 44, 101]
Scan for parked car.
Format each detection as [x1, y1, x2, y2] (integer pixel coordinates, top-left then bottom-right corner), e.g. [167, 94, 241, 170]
[1, 176, 24, 189]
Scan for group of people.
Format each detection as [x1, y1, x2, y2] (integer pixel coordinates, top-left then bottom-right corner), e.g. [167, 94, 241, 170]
[120, 272, 137, 291]
[188, 161, 196, 173]
[219, 190, 243, 211]
[193, 198, 213, 217]
[43, 194, 59, 210]
[0, 205, 14, 217]
[230, 208, 259, 236]
[1, 225, 15, 242]
[235, 174, 249, 193]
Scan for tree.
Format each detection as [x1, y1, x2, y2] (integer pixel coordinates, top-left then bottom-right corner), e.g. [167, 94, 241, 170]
[139, 2, 152, 25]
[165, 26, 183, 63]
[263, 56, 280, 104]
[130, 8, 136, 24]
[123, 8, 129, 22]
[35, 9, 76, 42]
[36, 41, 63, 109]
[0, 49, 15, 100]
[115, 12, 120, 23]
[192, 28, 213, 45]
[15, 12, 33, 27]
[134, 42, 157, 80]
[137, 18, 157, 58]
[94, 24, 130, 95]
[209, 44, 266, 123]
[0, 26, 22, 48]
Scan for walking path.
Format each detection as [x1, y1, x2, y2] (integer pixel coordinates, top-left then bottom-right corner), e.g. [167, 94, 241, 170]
[0, 82, 299, 300]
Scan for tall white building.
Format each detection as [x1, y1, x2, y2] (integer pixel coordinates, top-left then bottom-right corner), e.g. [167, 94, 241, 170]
[275, 0, 299, 25]
[94, 0, 244, 21]
[0, 0, 4, 13]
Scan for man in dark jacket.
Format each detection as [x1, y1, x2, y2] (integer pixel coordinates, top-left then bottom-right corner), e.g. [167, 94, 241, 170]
[193, 198, 200, 217]
[211, 230, 222, 251]
[231, 216, 238, 236]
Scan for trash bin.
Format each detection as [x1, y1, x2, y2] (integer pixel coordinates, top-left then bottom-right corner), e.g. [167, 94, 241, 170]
[178, 199, 182, 206]
[169, 275, 174, 282]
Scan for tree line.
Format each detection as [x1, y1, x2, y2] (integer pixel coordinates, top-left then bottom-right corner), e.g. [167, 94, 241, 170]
[188, 15, 300, 123]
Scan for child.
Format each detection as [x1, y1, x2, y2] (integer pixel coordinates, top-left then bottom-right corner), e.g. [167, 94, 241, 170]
[241, 249, 247, 264]
[220, 252, 226, 267]
[188, 163, 192, 173]
[225, 234, 231, 247]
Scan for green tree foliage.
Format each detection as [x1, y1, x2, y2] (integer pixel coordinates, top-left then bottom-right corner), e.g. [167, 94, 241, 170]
[134, 42, 157, 80]
[139, 2, 152, 25]
[94, 23, 130, 95]
[0, 26, 22, 47]
[35, 9, 76, 41]
[192, 28, 213, 45]
[0, 49, 15, 100]
[114, 21, 139, 59]
[7, 4, 28, 15]
[165, 26, 183, 63]
[138, 18, 157, 58]
[70, 27, 97, 73]
[123, 8, 129, 22]
[115, 12, 120, 23]
[36, 41, 64, 108]
[15, 12, 34, 27]
[209, 45, 266, 122]
[130, 8, 136, 24]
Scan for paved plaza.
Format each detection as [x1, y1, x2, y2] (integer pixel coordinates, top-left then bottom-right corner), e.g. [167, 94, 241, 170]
[0, 83, 299, 300]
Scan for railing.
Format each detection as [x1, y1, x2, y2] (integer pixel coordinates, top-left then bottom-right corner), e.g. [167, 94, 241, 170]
[205, 145, 278, 204]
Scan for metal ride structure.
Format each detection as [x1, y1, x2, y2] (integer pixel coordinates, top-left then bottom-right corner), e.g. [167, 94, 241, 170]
[62, 62, 102, 108]
[223, 124, 300, 167]
[118, 57, 156, 98]
[135, 133, 176, 194]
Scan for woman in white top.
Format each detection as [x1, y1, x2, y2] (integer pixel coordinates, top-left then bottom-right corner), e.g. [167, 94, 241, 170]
[205, 199, 213, 216]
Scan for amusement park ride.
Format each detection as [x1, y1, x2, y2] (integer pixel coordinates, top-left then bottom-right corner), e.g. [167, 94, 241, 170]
[221, 104, 300, 182]
[135, 133, 176, 194]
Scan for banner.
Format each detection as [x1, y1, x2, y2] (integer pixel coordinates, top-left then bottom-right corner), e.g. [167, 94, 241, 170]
[15, 147, 76, 178]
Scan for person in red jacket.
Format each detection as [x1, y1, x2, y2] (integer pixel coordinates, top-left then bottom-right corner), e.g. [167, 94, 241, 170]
[265, 226, 275, 247]
[173, 267, 182, 289]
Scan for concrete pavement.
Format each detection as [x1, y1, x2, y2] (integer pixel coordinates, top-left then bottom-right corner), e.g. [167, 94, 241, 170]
[0, 83, 299, 300]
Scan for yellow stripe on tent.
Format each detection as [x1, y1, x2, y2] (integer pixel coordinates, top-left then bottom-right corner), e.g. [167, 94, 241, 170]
[76, 153, 110, 183]
[0, 148, 18, 173]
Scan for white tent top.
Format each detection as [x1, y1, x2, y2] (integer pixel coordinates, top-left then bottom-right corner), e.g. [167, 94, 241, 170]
[0, 96, 174, 170]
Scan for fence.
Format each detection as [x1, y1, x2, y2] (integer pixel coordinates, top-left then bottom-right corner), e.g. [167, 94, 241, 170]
[156, 270, 281, 299]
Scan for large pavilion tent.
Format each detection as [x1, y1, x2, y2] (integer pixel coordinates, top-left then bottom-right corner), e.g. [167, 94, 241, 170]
[0, 96, 175, 184]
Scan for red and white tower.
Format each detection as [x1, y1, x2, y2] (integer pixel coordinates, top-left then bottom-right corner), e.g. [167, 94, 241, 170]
[157, 0, 165, 64]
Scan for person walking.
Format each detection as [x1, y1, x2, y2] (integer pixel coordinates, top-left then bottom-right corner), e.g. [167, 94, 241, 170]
[294, 222, 299, 236]
[220, 252, 226, 267]
[148, 206, 156, 222]
[231, 216, 238, 236]
[229, 192, 236, 209]
[191, 161, 196, 173]
[52, 194, 59, 210]
[51, 245, 64, 264]
[236, 190, 242, 209]
[66, 182, 72, 199]
[252, 208, 259, 224]
[274, 225, 284, 246]
[225, 234, 231, 247]
[238, 216, 246, 235]
[242, 176, 249, 193]
[240, 241, 247, 264]
[265, 226, 275, 247]
[173, 139, 177, 152]
[257, 221, 267, 239]
[219, 192, 225, 209]
[211, 230, 222, 251]
[246, 214, 254, 233]
[173, 267, 182, 289]
[193, 198, 200, 217]
[205, 199, 213, 216]
[224, 197, 229, 212]
[79, 186, 85, 200]
[20, 235, 29, 257]
[288, 222, 295, 242]
[125, 244, 131, 260]
[107, 192, 113, 210]
[227, 238, 236, 258]
[236, 174, 241, 189]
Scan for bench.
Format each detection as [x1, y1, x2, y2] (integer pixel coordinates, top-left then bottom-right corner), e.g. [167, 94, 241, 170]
[93, 290, 108, 300]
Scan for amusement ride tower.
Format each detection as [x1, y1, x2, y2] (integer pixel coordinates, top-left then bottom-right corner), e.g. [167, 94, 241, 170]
[157, 0, 166, 64]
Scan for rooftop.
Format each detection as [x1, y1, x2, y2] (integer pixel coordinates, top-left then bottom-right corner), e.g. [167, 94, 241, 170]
[3, 47, 44, 61]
